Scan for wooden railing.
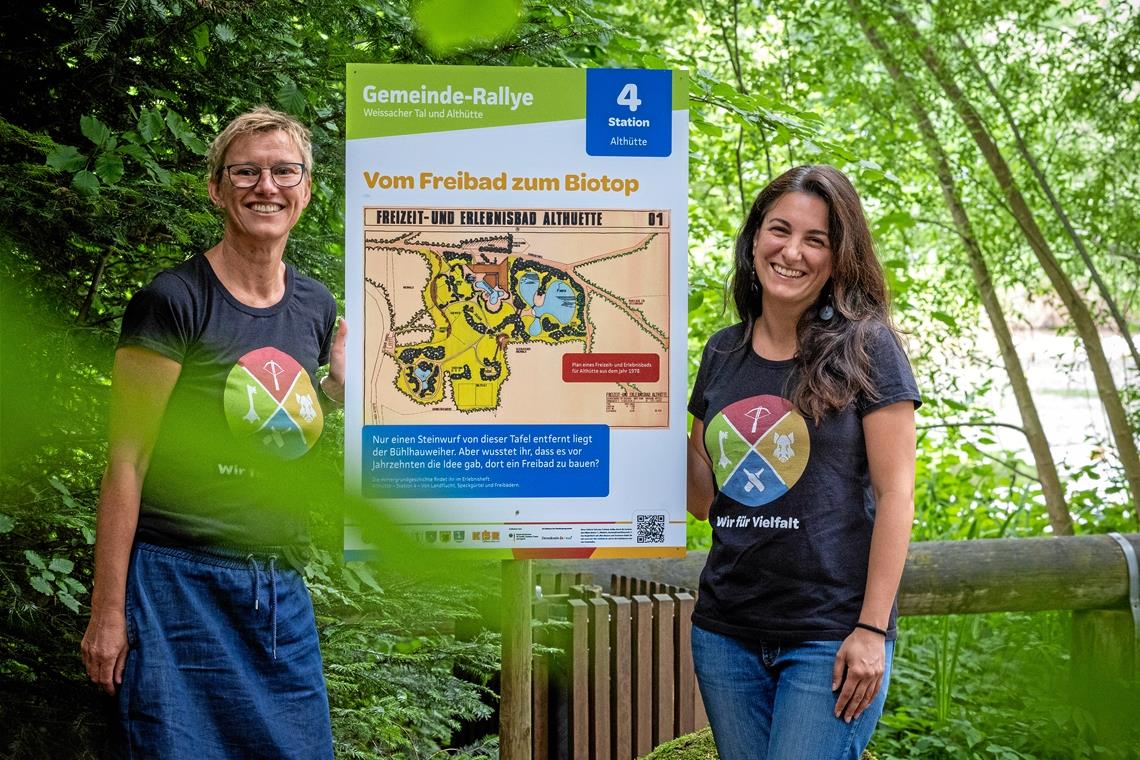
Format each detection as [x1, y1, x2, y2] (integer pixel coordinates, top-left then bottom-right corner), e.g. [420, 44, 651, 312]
[532, 533, 1140, 759]
[531, 573, 706, 760]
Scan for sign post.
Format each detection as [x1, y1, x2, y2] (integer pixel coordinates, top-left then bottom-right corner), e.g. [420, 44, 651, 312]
[500, 559, 533, 758]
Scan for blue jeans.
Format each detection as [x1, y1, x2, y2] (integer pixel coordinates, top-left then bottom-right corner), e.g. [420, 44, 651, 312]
[692, 624, 893, 760]
[114, 543, 333, 760]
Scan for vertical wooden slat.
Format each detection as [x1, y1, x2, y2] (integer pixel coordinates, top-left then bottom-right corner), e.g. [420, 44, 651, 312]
[537, 572, 557, 596]
[587, 599, 611, 760]
[549, 601, 571, 760]
[630, 595, 653, 758]
[672, 593, 696, 735]
[651, 594, 676, 744]
[607, 597, 632, 760]
[567, 600, 590, 760]
[533, 598, 550, 760]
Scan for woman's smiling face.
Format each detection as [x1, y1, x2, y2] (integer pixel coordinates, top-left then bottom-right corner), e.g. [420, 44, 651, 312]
[752, 191, 833, 315]
[208, 129, 310, 245]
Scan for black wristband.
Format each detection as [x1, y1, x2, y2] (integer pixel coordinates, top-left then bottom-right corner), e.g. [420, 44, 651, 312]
[854, 622, 887, 637]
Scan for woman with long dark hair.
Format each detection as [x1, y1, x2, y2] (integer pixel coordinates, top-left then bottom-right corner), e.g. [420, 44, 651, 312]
[687, 165, 920, 759]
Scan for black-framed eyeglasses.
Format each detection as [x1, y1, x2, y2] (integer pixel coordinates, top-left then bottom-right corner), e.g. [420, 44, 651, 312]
[224, 162, 306, 188]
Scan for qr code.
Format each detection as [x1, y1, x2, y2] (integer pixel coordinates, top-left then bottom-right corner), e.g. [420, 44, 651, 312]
[636, 514, 666, 544]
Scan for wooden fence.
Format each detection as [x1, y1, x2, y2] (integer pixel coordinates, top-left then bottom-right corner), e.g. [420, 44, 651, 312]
[531, 572, 707, 760]
[529, 533, 1140, 758]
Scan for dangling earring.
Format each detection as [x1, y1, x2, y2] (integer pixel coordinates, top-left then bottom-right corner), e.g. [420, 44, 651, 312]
[819, 292, 835, 321]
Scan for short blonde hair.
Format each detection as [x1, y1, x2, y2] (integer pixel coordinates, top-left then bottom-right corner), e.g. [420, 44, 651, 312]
[206, 106, 313, 181]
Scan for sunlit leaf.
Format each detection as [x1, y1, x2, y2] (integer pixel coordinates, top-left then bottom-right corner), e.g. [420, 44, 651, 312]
[931, 311, 956, 328]
[49, 557, 75, 574]
[46, 144, 86, 172]
[24, 549, 46, 570]
[30, 575, 53, 596]
[414, 0, 521, 54]
[71, 170, 101, 195]
[119, 144, 150, 163]
[80, 114, 111, 147]
[138, 108, 164, 142]
[692, 119, 723, 137]
[58, 591, 82, 613]
[192, 23, 209, 50]
[276, 78, 307, 116]
[214, 23, 236, 43]
[340, 566, 361, 592]
[351, 564, 384, 592]
[94, 152, 125, 185]
[0, 514, 13, 533]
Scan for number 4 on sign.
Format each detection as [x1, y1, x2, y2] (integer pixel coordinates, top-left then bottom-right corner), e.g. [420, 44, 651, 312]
[617, 83, 642, 112]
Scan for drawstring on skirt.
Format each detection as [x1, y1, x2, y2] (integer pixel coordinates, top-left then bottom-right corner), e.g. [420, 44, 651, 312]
[245, 553, 280, 659]
[246, 554, 260, 610]
[269, 554, 278, 660]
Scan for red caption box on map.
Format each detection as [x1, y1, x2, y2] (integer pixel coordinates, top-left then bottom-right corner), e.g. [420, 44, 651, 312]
[562, 353, 660, 383]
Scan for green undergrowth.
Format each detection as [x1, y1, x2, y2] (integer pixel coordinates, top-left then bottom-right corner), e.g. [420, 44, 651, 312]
[644, 727, 880, 759]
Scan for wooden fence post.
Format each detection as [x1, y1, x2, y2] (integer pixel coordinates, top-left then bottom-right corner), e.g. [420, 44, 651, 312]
[587, 598, 612, 760]
[567, 599, 590, 760]
[651, 593, 676, 745]
[630, 595, 654, 757]
[606, 596, 632, 760]
[673, 592, 696, 736]
[502, 559, 533, 760]
[532, 598, 550, 760]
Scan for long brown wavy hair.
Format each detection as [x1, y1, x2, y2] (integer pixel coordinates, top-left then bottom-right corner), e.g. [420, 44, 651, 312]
[729, 165, 898, 423]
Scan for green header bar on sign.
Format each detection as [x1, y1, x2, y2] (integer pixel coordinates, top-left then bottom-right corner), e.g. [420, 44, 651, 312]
[347, 64, 583, 139]
[347, 64, 688, 140]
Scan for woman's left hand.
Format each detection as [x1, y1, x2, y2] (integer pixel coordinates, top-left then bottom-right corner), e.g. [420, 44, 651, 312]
[832, 628, 886, 722]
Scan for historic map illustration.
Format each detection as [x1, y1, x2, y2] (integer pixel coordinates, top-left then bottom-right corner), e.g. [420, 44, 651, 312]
[363, 207, 670, 427]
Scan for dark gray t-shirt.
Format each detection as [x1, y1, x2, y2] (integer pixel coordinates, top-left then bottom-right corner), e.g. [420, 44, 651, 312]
[688, 321, 920, 642]
[119, 254, 337, 549]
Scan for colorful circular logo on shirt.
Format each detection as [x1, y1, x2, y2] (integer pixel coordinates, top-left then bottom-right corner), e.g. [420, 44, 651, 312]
[223, 347, 323, 460]
[704, 395, 810, 507]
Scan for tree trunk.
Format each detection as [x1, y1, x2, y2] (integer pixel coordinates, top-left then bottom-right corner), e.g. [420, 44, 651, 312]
[850, 0, 1073, 535]
[952, 27, 1140, 374]
[885, 3, 1140, 520]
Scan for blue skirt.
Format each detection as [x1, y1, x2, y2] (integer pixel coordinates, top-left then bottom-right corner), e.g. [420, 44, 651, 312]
[114, 543, 333, 759]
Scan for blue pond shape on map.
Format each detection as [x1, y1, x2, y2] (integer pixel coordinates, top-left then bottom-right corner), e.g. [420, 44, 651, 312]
[518, 274, 576, 337]
[412, 365, 433, 391]
[474, 280, 507, 307]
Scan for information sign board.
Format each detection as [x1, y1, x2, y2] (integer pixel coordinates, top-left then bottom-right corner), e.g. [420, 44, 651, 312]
[344, 64, 688, 559]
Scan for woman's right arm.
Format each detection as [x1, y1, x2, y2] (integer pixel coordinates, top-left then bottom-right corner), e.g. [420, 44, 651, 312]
[81, 346, 181, 696]
[687, 418, 715, 521]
